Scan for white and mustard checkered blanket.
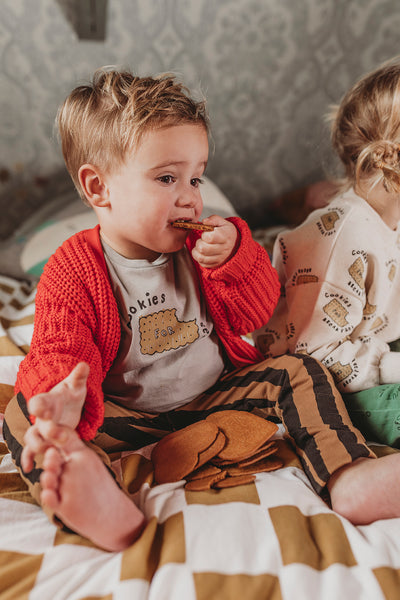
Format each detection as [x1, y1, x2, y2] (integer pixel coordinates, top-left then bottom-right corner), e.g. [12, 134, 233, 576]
[1, 274, 400, 600]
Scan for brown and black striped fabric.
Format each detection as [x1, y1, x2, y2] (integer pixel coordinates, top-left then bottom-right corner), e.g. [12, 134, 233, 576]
[4, 352, 373, 502]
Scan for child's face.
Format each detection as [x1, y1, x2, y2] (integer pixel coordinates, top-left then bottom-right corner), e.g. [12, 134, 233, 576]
[98, 123, 209, 260]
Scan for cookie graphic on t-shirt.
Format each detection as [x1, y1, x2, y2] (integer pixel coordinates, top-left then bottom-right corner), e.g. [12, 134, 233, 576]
[295, 274, 319, 285]
[139, 309, 199, 355]
[363, 300, 376, 316]
[348, 257, 365, 290]
[256, 332, 275, 355]
[320, 211, 340, 231]
[330, 361, 353, 382]
[388, 264, 396, 281]
[323, 298, 349, 327]
[370, 316, 384, 331]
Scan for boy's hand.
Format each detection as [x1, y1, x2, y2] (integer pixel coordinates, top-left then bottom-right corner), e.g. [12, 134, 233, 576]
[190, 216, 238, 268]
[21, 362, 89, 473]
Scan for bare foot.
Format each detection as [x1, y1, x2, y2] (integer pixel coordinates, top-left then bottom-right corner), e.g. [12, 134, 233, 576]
[40, 424, 146, 552]
[21, 363, 90, 473]
[328, 455, 400, 524]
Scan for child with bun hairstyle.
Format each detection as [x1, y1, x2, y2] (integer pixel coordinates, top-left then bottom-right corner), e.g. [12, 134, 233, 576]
[254, 58, 400, 449]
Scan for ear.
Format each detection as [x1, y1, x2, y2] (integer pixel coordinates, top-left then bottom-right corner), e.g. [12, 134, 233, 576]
[78, 164, 110, 208]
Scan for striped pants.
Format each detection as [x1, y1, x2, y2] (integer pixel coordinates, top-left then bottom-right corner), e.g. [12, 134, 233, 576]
[4, 353, 374, 506]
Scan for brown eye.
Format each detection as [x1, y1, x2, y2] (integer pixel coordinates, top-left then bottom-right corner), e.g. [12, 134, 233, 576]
[158, 175, 176, 184]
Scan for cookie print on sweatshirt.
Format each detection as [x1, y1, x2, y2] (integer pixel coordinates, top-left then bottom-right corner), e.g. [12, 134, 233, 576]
[322, 293, 353, 333]
[316, 206, 344, 237]
[323, 353, 359, 388]
[290, 268, 319, 286]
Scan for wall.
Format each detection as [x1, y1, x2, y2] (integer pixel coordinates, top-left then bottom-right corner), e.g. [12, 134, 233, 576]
[1, 0, 400, 235]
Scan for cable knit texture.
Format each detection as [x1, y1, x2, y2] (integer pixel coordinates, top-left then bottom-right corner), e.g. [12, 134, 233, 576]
[16, 217, 280, 440]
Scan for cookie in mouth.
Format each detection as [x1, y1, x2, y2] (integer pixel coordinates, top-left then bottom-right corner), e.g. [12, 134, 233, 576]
[172, 220, 214, 232]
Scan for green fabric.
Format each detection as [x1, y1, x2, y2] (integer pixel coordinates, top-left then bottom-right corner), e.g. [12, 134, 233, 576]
[344, 384, 400, 448]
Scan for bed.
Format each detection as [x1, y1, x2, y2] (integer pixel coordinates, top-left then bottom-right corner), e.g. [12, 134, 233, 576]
[0, 178, 399, 600]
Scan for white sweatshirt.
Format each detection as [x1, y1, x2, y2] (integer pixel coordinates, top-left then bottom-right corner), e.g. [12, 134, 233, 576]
[253, 189, 400, 392]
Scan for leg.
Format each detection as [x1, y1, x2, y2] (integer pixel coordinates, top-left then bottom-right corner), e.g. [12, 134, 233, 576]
[4, 393, 146, 550]
[175, 354, 400, 523]
[328, 454, 400, 524]
[39, 423, 145, 551]
[175, 354, 373, 493]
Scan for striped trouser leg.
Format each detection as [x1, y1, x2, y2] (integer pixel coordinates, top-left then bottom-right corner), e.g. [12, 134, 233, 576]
[3, 393, 44, 505]
[178, 353, 375, 494]
[97, 354, 375, 494]
[3, 353, 375, 501]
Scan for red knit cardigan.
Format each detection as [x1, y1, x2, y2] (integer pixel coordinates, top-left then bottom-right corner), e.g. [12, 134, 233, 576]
[16, 217, 280, 440]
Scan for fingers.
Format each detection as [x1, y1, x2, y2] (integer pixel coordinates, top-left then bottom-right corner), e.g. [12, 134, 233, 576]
[28, 362, 90, 424]
[21, 364, 90, 472]
[66, 362, 90, 388]
[191, 220, 238, 268]
[53, 361, 89, 400]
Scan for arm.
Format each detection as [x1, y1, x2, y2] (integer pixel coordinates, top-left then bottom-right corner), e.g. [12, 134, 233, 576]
[269, 226, 400, 392]
[16, 236, 120, 440]
[187, 216, 280, 335]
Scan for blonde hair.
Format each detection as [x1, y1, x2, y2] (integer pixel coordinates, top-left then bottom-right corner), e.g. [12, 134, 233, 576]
[329, 58, 400, 194]
[56, 67, 209, 202]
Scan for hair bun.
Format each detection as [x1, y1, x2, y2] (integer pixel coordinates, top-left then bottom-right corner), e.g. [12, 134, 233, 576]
[368, 141, 400, 192]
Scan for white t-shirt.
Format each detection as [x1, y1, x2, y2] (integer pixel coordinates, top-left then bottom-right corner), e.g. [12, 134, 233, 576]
[253, 190, 400, 392]
[101, 241, 225, 411]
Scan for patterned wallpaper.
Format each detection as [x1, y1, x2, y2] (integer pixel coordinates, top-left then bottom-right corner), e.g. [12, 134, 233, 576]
[1, 0, 400, 236]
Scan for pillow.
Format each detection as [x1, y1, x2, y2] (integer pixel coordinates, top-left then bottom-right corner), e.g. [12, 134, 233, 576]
[0, 177, 237, 281]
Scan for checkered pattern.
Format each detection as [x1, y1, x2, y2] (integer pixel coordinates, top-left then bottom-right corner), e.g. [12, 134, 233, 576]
[1, 274, 400, 600]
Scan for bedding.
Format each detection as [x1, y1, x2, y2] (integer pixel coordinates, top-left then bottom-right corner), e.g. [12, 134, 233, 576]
[1, 180, 400, 600]
[1, 278, 400, 599]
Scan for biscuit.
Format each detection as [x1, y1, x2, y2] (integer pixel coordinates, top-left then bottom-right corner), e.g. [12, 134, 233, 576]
[151, 421, 219, 484]
[185, 470, 227, 491]
[196, 430, 226, 469]
[213, 474, 256, 489]
[211, 441, 278, 467]
[172, 220, 214, 231]
[226, 456, 283, 476]
[185, 464, 223, 481]
[206, 410, 278, 462]
[235, 442, 278, 467]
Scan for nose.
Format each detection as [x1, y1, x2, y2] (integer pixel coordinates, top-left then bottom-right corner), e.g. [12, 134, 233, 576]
[176, 182, 199, 209]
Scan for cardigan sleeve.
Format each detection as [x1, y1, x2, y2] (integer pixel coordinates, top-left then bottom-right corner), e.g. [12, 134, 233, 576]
[187, 217, 280, 336]
[15, 231, 120, 440]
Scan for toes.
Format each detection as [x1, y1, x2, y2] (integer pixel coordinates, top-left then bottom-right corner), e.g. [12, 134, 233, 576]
[40, 466, 60, 491]
[42, 446, 64, 475]
[41, 488, 61, 511]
